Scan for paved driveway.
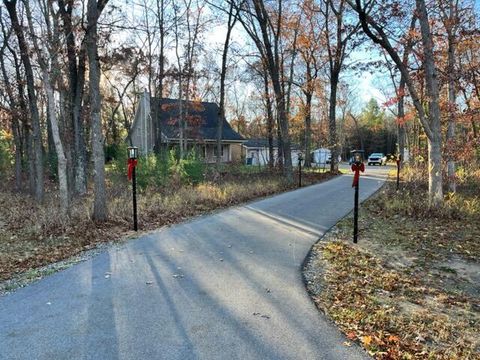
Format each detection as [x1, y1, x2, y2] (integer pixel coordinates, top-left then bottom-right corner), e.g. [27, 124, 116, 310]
[0, 167, 389, 360]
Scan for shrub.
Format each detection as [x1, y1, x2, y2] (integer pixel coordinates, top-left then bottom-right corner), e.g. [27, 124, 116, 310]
[108, 143, 128, 185]
[0, 130, 13, 181]
[181, 149, 205, 184]
[105, 143, 125, 163]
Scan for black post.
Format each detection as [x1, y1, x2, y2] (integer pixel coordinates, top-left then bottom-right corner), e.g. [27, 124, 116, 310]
[298, 160, 302, 188]
[132, 166, 138, 231]
[353, 181, 359, 243]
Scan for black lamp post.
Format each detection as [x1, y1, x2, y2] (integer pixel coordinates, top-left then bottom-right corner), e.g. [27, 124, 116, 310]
[298, 152, 304, 188]
[350, 150, 365, 243]
[128, 146, 138, 231]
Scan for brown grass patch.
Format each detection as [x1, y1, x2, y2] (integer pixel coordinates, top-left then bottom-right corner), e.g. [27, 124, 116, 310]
[0, 168, 334, 283]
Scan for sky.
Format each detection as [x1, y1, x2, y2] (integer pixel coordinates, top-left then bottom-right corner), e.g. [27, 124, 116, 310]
[111, 0, 478, 119]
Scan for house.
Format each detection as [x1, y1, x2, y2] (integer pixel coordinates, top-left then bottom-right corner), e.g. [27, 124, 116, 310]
[242, 139, 302, 166]
[130, 91, 245, 162]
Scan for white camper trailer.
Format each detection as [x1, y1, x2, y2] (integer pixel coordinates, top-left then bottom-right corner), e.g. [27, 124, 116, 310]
[311, 148, 331, 166]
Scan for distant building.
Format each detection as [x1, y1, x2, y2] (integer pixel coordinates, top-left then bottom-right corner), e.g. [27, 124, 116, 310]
[130, 91, 244, 162]
[242, 139, 302, 166]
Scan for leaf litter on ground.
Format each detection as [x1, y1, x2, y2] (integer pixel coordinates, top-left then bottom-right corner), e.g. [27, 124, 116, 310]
[304, 169, 480, 359]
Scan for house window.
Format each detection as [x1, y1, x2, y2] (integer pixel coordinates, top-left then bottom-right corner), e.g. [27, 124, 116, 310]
[213, 145, 224, 157]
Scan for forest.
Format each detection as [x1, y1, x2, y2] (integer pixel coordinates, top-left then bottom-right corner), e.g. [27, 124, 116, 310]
[1, 2, 480, 357]
[0, 0, 479, 217]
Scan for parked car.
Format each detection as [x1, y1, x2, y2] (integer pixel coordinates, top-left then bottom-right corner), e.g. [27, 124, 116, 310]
[368, 153, 387, 166]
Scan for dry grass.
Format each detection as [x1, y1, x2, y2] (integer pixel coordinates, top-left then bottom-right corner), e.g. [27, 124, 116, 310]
[0, 168, 333, 282]
[304, 166, 480, 359]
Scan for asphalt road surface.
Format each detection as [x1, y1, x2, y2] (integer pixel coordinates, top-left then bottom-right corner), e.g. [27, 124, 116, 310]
[0, 166, 390, 360]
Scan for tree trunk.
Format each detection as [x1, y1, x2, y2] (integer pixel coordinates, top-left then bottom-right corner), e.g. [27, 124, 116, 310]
[87, 0, 108, 221]
[217, 3, 237, 165]
[275, 89, 292, 180]
[154, 0, 165, 155]
[304, 91, 312, 167]
[329, 70, 340, 172]
[263, 71, 275, 168]
[4, 0, 44, 201]
[0, 28, 23, 191]
[73, 49, 88, 195]
[46, 104, 57, 176]
[397, 76, 406, 162]
[59, 0, 87, 195]
[417, 0, 443, 206]
[428, 133, 443, 206]
[43, 71, 69, 215]
[446, 27, 456, 192]
[13, 56, 31, 192]
[13, 120, 23, 191]
[276, 116, 284, 169]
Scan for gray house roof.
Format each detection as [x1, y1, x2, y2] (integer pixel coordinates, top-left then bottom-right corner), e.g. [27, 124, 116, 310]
[130, 91, 244, 154]
[151, 98, 244, 142]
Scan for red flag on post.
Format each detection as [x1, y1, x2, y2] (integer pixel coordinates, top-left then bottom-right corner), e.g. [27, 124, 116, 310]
[127, 158, 138, 181]
[351, 163, 365, 187]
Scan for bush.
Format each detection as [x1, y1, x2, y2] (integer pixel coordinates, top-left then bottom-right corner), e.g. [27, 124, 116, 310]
[108, 146, 207, 190]
[181, 150, 205, 184]
[108, 143, 128, 185]
[0, 130, 13, 181]
[105, 143, 125, 163]
[136, 152, 173, 190]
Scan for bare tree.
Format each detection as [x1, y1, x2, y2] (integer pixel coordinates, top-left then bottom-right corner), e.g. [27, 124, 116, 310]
[154, 0, 167, 154]
[4, 0, 44, 202]
[351, 0, 444, 206]
[58, 0, 88, 195]
[320, 0, 360, 172]
[237, 0, 294, 182]
[87, 0, 109, 221]
[0, 12, 23, 191]
[24, 0, 69, 214]
[439, 0, 461, 193]
[216, 1, 239, 165]
[295, 0, 326, 166]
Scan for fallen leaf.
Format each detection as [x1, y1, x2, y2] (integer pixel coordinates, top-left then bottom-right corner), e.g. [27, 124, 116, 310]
[388, 335, 399, 343]
[362, 336, 373, 346]
[346, 332, 357, 340]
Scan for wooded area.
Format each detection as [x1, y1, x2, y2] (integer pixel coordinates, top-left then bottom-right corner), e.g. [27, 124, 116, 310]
[0, 0, 479, 218]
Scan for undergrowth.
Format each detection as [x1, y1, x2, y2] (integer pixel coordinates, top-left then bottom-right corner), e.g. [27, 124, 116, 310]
[0, 165, 333, 282]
